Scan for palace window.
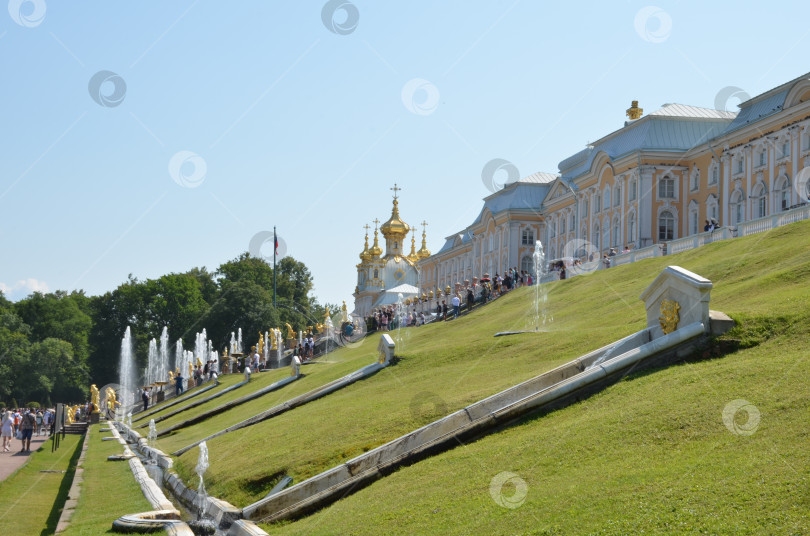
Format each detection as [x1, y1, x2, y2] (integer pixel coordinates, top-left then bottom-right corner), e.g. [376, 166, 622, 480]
[603, 187, 611, 210]
[521, 255, 534, 274]
[758, 149, 766, 167]
[593, 223, 600, 251]
[628, 212, 636, 242]
[752, 184, 767, 219]
[628, 178, 637, 201]
[709, 163, 719, 185]
[373, 268, 379, 279]
[776, 176, 791, 210]
[569, 214, 575, 231]
[781, 141, 791, 159]
[736, 157, 744, 174]
[614, 185, 621, 206]
[593, 193, 601, 213]
[730, 191, 745, 225]
[658, 211, 675, 241]
[706, 195, 718, 223]
[560, 217, 566, 235]
[581, 198, 589, 218]
[522, 229, 534, 245]
[659, 175, 675, 198]
[611, 217, 620, 248]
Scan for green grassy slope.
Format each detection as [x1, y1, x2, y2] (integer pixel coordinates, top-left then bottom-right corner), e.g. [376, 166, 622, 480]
[257, 221, 810, 535]
[163, 221, 810, 513]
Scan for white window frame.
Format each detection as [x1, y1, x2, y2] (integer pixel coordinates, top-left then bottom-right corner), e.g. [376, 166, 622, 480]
[658, 210, 675, 241]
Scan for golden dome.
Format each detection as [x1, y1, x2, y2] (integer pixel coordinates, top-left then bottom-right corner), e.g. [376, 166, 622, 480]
[359, 228, 371, 262]
[369, 224, 383, 258]
[417, 229, 431, 259]
[407, 226, 419, 263]
[380, 198, 410, 239]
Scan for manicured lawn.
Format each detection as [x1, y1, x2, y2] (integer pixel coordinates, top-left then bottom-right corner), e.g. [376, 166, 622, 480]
[0, 434, 82, 536]
[165, 221, 810, 512]
[69, 220, 810, 534]
[264, 316, 810, 535]
[60, 424, 154, 535]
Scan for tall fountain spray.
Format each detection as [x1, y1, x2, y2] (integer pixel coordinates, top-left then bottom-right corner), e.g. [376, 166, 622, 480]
[264, 331, 269, 365]
[395, 293, 405, 346]
[146, 338, 158, 385]
[230, 332, 236, 354]
[119, 326, 135, 418]
[194, 329, 207, 370]
[159, 327, 170, 382]
[195, 441, 210, 514]
[148, 419, 157, 447]
[324, 314, 334, 359]
[237, 328, 243, 354]
[533, 241, 548, 330]
[174, 339, 184, 374]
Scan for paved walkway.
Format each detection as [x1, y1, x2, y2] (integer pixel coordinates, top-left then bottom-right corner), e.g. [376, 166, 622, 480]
[0, 435, 50, 482]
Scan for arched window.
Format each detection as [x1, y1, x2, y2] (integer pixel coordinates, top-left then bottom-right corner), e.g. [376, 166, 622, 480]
[658, 211, 675, 241]
[603, 187, 611, 209]
[581, 198, 589, 218]
[730, 190, 745, 225]
[628, 212, 636, 243]
[593, 223, 601, 251]
[706, 195, 718, 223]
[373, 268, 379, 279]
[776, 175, 791, 210]
[629, 178, 637, 201]
[614, 185, 621, 206]
[690, 167, 700, 191]
[659, 176, 675, 198]
[709, 161, 719, 185]
[611, 217, 620, 248]
[560, 217, 566, 235]
[752, 183, 767, 219]
[394, 241, 398, 249]
[593, 193, 601, 213]
[521, 255, 534, 274]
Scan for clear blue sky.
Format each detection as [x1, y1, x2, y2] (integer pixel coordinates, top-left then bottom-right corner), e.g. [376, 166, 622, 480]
[1, 0, 807, 305]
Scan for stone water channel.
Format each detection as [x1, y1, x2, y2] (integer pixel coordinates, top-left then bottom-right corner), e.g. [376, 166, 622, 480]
[108, 420, 268, 536]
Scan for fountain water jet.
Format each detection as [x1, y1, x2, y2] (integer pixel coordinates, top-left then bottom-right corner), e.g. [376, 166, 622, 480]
[118, 327, 136, 418]
[533, 241, 549, 330]
[148, 419, 157, 447]
[146, 338, 158, 385]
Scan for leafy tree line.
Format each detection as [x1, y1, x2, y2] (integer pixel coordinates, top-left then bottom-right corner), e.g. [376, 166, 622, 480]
[0, 254, 335, 407]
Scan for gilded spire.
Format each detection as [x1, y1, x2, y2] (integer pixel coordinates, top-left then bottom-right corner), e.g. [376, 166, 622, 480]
[417, 220, 431, 259]
[359, 224, 372, 262]
[407, 224, 418, 263]
[369, 218, 383, 258]
[380, 183, 410, 239]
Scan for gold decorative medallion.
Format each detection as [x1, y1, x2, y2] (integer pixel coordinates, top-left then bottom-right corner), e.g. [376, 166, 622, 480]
[394, 269, 405, 280]
[659, 299, 680, 334]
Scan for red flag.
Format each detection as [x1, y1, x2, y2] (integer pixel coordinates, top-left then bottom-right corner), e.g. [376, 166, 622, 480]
[274, 235, 278, 256]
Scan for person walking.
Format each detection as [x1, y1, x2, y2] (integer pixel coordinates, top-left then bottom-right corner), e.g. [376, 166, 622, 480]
[451, 294, 460, 319]
[19, 408, 36, 453]
[1, 410, 13, 452]
[142, 388, 150, 412]
[174, 372, 184, 396]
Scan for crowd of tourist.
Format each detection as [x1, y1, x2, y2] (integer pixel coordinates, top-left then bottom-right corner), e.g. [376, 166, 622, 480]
[364, 267, 536, 329]
[0, 407, 54, 453]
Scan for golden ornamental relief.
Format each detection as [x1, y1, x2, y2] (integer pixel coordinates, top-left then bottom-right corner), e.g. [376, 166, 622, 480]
[659, 299, 680, 334]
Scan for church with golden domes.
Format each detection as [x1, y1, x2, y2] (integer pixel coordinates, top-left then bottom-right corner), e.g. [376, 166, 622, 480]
[352, 185, 430, 318]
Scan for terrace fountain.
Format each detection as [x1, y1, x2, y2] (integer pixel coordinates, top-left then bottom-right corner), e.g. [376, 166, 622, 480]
[118, 327, 135, 417]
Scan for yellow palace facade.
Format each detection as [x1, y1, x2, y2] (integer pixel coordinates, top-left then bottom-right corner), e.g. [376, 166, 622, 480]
[418, 71, 810, 289]
[543, 72, 810, 261]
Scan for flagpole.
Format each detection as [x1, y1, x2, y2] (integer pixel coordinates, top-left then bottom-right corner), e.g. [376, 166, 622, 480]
[273, 226, 277, 308]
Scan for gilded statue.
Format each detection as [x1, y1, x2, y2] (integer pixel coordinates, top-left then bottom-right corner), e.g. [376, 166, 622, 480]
[285, 323, 296, 339]
[270, 329, 279, 350]
[258, 332, 264, 355]
[341, 301, 348, 323]
[90, 384, 100, 413]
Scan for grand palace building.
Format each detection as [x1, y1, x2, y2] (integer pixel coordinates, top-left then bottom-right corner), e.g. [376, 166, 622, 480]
[414, 71, 810, 294]
[353, 72, 810, 313]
